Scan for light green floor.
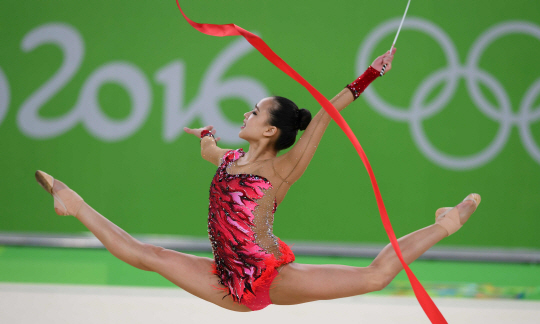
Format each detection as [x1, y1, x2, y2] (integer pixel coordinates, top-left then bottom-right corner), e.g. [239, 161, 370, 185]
[1, 246, 539, 300]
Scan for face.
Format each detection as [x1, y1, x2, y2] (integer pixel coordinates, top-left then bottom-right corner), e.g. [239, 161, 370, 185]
[239, 97, 277, 141]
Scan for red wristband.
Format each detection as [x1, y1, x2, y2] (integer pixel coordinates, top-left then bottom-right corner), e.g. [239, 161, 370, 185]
[345, 66, 380, 100]
[200, 130, 213, 138]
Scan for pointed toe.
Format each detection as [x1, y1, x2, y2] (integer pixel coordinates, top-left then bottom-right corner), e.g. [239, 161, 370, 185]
[35, 170, 54, 195]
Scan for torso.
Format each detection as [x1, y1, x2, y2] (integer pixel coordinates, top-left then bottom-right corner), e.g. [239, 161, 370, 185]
[207, 149, 294, 302]
[224, 149, 291, 206]
[209, 149, 283, 256]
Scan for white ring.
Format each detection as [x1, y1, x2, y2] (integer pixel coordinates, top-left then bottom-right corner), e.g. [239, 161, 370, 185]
[358, 18, 540, 170]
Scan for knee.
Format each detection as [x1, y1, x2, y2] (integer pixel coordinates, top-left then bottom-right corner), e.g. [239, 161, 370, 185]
[138, 243, 167, 272]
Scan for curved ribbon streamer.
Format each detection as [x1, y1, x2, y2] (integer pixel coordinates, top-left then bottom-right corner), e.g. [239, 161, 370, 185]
[175, 2, 447, 323]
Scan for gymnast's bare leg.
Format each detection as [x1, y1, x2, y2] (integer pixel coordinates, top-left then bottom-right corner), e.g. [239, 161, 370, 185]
[35, 171, 251, 312]
[270, 194, 480, 305]
[36, 169, 479, 310]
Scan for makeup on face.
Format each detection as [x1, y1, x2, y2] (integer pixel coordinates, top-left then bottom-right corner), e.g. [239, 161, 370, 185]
[241, 104, 261, 129]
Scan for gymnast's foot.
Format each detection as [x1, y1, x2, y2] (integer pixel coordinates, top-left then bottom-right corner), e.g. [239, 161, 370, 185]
[35, 170, 84, 217]
[435, 193, 481, 236]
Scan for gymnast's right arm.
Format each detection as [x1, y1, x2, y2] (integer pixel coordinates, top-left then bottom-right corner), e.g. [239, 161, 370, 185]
[184, 126, 230, 166]
[275, 49, 396, 184]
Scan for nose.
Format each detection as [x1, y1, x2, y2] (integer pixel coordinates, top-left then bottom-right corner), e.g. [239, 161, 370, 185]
[244, 111, 250, 118]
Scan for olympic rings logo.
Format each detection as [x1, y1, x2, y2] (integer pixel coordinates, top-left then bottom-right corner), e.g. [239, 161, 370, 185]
[358, 18, 540, 170]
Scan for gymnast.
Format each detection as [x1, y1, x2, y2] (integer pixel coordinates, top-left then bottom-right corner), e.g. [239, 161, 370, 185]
[35, 47, 480, 312]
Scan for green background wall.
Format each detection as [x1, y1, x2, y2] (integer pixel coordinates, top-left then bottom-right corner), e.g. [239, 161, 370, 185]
[1, 0, 539, 249]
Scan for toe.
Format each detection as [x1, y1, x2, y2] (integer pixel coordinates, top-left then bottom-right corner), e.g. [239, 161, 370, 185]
[456, 199, 477, 225]
[464, 193, 481, 206]
[35, 170, 54, 194]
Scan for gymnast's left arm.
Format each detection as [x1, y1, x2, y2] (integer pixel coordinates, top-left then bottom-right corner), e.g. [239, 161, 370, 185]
[184, 125, 231, 166]
[275, 49, 396, 184]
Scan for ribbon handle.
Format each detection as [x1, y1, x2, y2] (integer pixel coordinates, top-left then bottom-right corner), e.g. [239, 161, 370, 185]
[175, 2, 447, 323]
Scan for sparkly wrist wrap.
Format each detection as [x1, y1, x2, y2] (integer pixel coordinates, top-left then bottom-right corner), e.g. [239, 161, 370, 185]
[200, 130, 215, 141]
[345, 66, 380, 100]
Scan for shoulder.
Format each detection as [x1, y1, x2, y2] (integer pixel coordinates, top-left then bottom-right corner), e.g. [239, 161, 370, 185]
[220, 148, 245, 165]
[272, 152, 292, 170]
[269, 154, 292, 180]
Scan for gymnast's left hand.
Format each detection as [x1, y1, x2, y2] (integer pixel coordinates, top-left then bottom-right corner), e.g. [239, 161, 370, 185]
[371, 47, 396, 73]
[184, 125, 221, 141]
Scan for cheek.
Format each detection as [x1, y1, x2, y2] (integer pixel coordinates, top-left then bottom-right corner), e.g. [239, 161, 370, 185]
[248, 116, 258, 126]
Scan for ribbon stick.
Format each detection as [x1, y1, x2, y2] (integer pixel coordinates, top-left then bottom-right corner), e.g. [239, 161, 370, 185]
[380, 0, 411, 76]
[175, 2, 447, 323]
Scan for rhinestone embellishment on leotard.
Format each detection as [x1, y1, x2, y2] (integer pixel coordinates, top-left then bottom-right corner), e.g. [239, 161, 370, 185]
[207, 149, 294, 303]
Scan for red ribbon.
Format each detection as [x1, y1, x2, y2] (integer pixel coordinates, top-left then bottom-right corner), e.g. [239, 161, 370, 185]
[176, 2, 447, 323]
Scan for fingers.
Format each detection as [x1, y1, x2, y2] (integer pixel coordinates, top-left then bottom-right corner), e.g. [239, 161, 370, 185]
[381, 48, 395, 73]
[184, 125, 214, 132]
[183, 126, 220, 141]
[211, 128, 220, 141]
[384, 49, 395, 60]
[206, 126, 218, 137]
[382, 48, 396, 60]
[385, 47, 396, 55]
[183, 126, 213, 134]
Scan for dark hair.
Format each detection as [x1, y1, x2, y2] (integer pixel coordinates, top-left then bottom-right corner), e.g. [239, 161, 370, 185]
[268, 96, 312, 151]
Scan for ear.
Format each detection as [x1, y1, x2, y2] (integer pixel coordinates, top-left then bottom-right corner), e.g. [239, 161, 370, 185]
[263, 126, 278, 137]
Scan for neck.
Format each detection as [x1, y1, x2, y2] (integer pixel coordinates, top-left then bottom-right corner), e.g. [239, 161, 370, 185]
[242, 140, 278, 163]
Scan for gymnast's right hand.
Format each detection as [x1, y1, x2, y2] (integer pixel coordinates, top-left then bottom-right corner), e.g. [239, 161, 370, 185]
[371, 47, 396, 73]
[184, 125, 221, 141]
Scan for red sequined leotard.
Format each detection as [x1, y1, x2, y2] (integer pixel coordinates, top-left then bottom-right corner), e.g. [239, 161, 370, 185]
[208, 149, 295, 309]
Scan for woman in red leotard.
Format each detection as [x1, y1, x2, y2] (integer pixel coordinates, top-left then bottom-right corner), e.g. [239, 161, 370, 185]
[35, 48, 480, 312]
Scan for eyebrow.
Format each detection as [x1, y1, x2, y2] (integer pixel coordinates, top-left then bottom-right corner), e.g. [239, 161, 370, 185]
[254, 104, 260, 111]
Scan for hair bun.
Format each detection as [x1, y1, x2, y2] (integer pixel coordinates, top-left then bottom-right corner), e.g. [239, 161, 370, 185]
[297, 108, 312, 131]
